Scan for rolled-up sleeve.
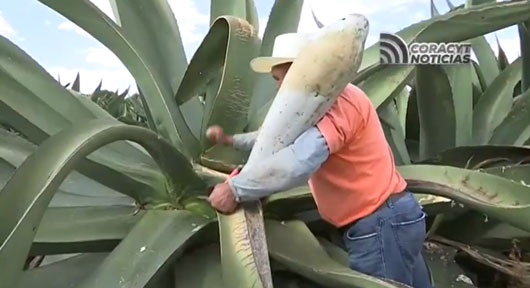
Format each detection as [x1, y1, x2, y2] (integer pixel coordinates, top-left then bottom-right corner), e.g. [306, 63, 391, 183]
[228, 127, 329, 202]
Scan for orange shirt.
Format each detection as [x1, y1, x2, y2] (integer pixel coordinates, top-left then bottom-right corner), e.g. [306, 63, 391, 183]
[310, 83, 407, 227]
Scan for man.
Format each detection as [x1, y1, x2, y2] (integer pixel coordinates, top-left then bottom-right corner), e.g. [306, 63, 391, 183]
[207, 32, 431, 287]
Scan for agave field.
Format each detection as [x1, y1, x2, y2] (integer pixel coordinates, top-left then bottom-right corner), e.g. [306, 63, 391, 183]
[1, 0, 530, 287]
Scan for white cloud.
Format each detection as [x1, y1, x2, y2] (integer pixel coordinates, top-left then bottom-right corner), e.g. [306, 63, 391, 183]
[85, 46, 122, 67]
[47, 66, 136, 95]
[0, 14, 16, 37]
[58, 21, 90, 37]
[167, 0, 209, 58]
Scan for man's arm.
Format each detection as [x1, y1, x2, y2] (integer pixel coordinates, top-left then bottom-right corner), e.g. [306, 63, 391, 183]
[228, 127, 329, 202]
[232, 131, 259, 151]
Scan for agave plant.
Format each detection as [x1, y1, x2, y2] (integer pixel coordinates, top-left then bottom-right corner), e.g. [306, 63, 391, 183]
[2, 0, 530, 287]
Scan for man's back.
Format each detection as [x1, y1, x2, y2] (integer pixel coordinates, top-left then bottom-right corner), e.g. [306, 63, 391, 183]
[310, 84, 407, 227]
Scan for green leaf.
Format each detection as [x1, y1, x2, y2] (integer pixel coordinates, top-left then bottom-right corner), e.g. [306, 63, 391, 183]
[18, 253, 108, 288]
[0, 130, 134, 208]
[473, 57, 522, 144]
[175, 16, 259, 149]
[110, 0, 187, 93]
[466, 0, 495, 6]
[0, 119, 206, 288]
[265, 219, 409, 288]
[519, 20, 530, 93]
[421, 145, 530, 169]
[485, 164, 530, 184]
[358, 1, 530, 74]
[39, 0, 199, 158]
[378, 98, 411, 165]
[435, 210, 530, 252]
[395, 87, 409, 134]
[415, 64, 472, 159]
[247, 0, 304, 130]
[430, 0, 440, 17]
[32, 206, 143, 255]
[358, 65, 414, 109]
[78, 210, 213, 288]
[263, 186, 317, 219]
[469, 36, 500, 87]
[490, 88, 530, 145]
[218, 202, 273, 288]
[245, 0, 259, 31]
[496, 36, 509, 71]
[0, 35, 166, 203]
[173, 244, 224, 288]
[445, 0, 456, 10]
[399, 164, 530, 233]
[71, 72, 81, 92]
[471, 61, 484, 105]
[210, 0, 246, 23]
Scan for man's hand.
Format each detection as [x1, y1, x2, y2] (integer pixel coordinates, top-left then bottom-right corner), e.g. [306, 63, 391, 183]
[206, 125, 233, 145]
[208, 182, 239, 214]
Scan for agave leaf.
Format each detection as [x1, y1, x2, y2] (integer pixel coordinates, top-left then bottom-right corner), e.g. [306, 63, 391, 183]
[399, 164, 530, 233]
[210, 0, 246, 23]
[378, 98, 411, 165]
[32, 206, 143, 255]
[311, 6, 324, 28]
[18, 253, 108, 288]
[395, 87, 409, 134]
[71, 72, 81, 92]
[519, 20, 530, 93]
[0, 129, 134, 208]
[0, 119, 206, 288]
[262, 186, 317, 219]
[39, 0, 199, 158]
[317, 237, 349, 267]
[421, 145, 530, 169]
[358, 1, 530, 73]
[496, 35, 509, 71]
[469, 36, 500, 87]
[490, 89, 530, 145]
[78, 210, 213, 288]
[358, 66, 414, 109]
[471, 61, 484, 105]
[430, 0, 440, 17]
[0, 35, 168, 203]
[265, 219, 410, 288]
[473, 57, 522, 144]
[415, 64, 472, 159]
[173, 244, 224, 288]
[93, 79, 103, 93]
[110, 0, 187, 93]
[466, 0, 495, 6]
[446, 0, 456, 10]
[175, 16, 259, 150]
[422, 242, 475, 288]
[432, 236, 530, 285]
[218, 202, 273, 288]
[435, 210, 530, 252]
[485, 164, 530, 183]
[247, 0, 304, 130]
[245, 0, 259, 31]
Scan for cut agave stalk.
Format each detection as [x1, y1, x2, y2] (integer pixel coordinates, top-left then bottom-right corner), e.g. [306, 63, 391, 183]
[244, 14, 369, 168]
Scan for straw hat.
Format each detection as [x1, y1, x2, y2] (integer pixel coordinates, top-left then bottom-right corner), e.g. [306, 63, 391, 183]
[250, 32, 312, 73]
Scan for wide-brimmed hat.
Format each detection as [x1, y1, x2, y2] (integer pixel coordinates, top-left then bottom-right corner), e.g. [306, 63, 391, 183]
[250, 32, 312, 73]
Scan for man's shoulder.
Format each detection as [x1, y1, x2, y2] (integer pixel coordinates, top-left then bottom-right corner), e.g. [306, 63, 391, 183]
[339, 83, 369, 101]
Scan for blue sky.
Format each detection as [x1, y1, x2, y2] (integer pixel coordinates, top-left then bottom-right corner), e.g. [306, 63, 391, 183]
[0, 0, 521, 94]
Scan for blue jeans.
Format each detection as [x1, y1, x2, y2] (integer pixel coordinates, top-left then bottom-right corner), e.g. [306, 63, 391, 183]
[342, 191, 432, 288]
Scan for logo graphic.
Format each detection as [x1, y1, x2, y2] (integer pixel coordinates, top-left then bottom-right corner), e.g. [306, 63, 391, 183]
[379, 33, 471, 65]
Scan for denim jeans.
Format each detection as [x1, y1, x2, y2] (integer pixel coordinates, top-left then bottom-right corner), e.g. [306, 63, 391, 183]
[342, 191, 432, 288]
